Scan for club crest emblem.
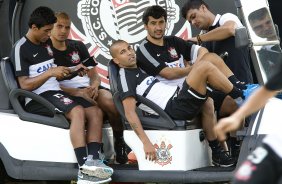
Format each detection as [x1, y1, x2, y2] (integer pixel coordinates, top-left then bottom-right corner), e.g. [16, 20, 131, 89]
[168, 47, 178, 59]
[154, 138, 173, 166]
[60, 96, 73, 105]
[77, 0, 180, 60]
[69, 51, 81, 64]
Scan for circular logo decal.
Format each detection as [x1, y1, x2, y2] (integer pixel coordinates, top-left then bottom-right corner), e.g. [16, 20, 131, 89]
[77, 0, 180, 59]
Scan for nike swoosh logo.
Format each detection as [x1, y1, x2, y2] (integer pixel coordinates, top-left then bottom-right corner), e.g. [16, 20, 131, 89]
[136, 74, 139, 77]
[33, 53, 38, 57]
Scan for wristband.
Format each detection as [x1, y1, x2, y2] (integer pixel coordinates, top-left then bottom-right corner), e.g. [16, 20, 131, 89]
[197, 34, 202, 45]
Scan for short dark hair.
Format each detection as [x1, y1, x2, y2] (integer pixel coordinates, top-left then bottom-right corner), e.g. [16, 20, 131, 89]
[248, 7, 268, 23]
[28, 6, 57, 29]
[181, 0, 209, 19]
[142, 5, 167, 25]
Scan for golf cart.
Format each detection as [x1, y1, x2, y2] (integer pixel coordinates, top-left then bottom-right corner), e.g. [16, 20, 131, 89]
[0, 0, 281, 183]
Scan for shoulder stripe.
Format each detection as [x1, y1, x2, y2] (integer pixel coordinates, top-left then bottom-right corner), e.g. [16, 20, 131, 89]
[190, 44, 200, 64]
[14, 37, 27, 71]
[119, 68, 128, 92]
[139, 40, 160, 67]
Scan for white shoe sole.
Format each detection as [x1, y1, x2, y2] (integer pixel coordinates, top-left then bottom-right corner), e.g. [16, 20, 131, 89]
[77, 177, 111, 184]
[80, 165, 113, 179]
[212, 161, 234, 167]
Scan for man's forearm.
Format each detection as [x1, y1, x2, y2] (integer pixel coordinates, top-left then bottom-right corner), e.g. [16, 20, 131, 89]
[88, 68, 101, 87]
[200, 26, 234, 42]
[159, 66, 192, 80]
[18, 71, 52, 91]
[126, 111, 151, 144]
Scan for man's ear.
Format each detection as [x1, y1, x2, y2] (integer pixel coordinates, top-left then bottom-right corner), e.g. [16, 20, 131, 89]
[144, 24, 148, 31]
[31, 24, 39, 31]
[112, 58, 119, 65]
[201, 4, 207, 12]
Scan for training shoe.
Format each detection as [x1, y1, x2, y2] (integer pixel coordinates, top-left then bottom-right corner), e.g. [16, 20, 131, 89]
[80, 157, 113, 179]
[77, 170, 111, 184]
[243, 84, 260, 99]
[212, 150, 235, 167]
[114, 138, 128, 164]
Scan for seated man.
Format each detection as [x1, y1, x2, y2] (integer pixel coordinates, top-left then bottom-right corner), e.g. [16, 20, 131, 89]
[10, 6, 113, 184]
[109, 40, 247, 167]
[49, 11, 127, 164]
[138, 5, 258, 161]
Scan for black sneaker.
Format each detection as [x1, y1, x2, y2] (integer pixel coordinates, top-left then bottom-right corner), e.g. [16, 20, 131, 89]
[212, 150, 235, 167]
[114, 138, 128, 164]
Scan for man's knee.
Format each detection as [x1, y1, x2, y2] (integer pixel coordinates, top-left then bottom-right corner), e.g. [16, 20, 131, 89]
[219, 96, 238, 118]
[66, 105, 85, 120]
[194, 60, 217, 75]
[202, 98, 215, 115]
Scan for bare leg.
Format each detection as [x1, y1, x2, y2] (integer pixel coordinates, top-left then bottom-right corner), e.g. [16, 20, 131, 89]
[96, 89, 128, 164]
[201, 98, 217, 141]
[66, 105, 86, 148]
[219, 96, 238, 118]
[200, 53, 233, 78]
[85, 106, 104, 143]
[186, 61, 234, 95]
[97, 89, 123, 131]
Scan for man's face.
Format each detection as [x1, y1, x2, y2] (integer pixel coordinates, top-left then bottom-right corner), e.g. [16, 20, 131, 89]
[33, 24, 54, 43]
[185, 5, 209, 30]
[51, 18, 71, 42]
[145, 16, 166, 40]
[250, 14, 276, 40]
[112, 42, 137, 68]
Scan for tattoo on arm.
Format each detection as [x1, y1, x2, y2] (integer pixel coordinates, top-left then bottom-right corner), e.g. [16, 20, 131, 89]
[131, 123, 139, 136]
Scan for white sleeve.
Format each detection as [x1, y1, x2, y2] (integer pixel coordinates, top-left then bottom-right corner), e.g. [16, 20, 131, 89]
[190, 45, 201, 65]
[219, 13, 243, 27]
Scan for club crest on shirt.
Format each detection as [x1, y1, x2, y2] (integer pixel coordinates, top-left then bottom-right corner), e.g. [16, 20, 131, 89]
[69, 51, 80, 64]
[168, 47, 178, 59]
[154, 137, 173, 166]
[45, 44, 53, 57]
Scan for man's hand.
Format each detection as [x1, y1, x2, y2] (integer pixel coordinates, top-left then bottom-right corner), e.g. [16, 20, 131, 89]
[76, 87, 97, 105]
[143, 140, 157, 161]
[74, 63, 89, 76]
[215, 116, 242, 141]
[49, 66, 71, 80]
[88, 85, 99, 100]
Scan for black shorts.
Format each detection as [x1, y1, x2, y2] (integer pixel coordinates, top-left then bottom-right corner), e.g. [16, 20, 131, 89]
[164, 82, 207, 120]
[25, 90, 93, 117]
[98, 85, 109, 90]
[233, 143, 282, 184]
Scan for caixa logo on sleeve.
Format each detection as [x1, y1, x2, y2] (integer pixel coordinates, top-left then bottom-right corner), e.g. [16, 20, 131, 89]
[77, 0, 180, 58]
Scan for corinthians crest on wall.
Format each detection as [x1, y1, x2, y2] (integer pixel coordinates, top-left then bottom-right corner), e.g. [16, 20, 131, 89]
[74, 0, 191, 87]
